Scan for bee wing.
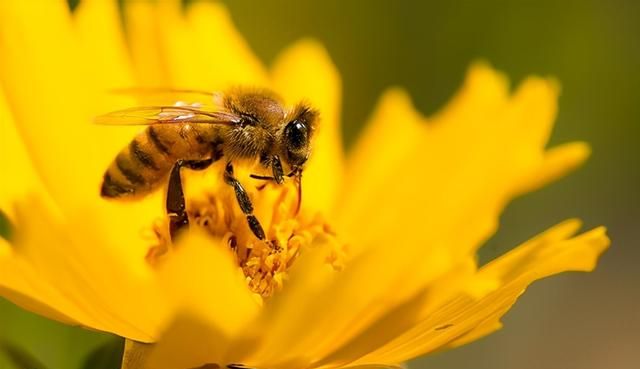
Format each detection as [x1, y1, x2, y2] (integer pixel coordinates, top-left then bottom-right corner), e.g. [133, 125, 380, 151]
[94, 105, 241, 126]
[110, 87, 219, 104]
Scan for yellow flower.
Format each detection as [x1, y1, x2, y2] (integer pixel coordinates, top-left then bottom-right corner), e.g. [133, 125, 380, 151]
[0, 1, 609, 369]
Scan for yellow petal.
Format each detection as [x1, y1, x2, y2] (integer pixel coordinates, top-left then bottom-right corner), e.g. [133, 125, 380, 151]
[0, 86, 43, 219]
[74, 0, 135, 93]
[0, 1, 80, 204]
[153, 1, 267, 89]
[73, 0, 139, 124]
[184, 1, 268, 88]
[353, 221, 609, 364]
[72, 0, 146, 186]
[142, 312, 231, 369]
[127, 232, 259, 369]
[506, 75, 559, 150]
[352, 220, 580, 363]
[270, 40, 345, 216]
[442, 310, 504, 349]
[123, 1, 169, 86]
[0, 237, 8, 256]
[0, 195, 166, 342]
[338, 63, 506, 257]
[242, 246, 344, 368]
[444, 225, 609, 350]
[430, 61, 510, 125]
[0, 240, 80, 327]
[0, 0, 167, 286]
[0, 197, 107, 331]
[245, 236, 456, 368]
[0, 0, 140, 210]
[0, 1, 165, 327]
[337, 88, 424, 255]
[1, 70, 87, 327]
[311, 260, 477, 369]
[156, 231, 259, 336]
[514, 141, 591, 195]
[340, 63, 581, 264]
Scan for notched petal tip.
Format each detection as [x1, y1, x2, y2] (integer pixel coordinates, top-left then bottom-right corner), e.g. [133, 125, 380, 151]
[275, 38, 335, 68]
[549, 141, 592, 166]
[359, 222, 609, 364]
[481, 222, 610, 291]
[516, 141, 592, 195]
[459, 225, 610, 344]
[467, 60, 561, 98]
[465, 61, 510, 96]
[374, 87, 418, 117]
[569, 226, 610, 272]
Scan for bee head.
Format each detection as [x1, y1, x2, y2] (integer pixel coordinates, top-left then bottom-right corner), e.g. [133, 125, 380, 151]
[280, 104, 318, 170]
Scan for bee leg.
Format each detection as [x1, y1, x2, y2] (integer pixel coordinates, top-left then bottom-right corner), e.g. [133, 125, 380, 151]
[167, 160, 189, 241]
[166, 159, 214, 241]
[271, 155, 285, 184]
[224, 162, 266, 241]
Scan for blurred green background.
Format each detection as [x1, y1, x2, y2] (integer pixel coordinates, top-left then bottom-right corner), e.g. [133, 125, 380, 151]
[1, 0, 638, 368]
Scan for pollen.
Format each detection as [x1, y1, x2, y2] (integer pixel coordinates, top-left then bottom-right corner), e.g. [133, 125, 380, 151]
[145, 175, 345, 299]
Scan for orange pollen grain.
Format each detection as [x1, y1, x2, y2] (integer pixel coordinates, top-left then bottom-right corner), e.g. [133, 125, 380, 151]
[145, 183, 345, 298]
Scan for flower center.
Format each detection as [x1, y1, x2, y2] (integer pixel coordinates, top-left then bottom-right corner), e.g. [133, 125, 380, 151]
[144, 167, 345, 299]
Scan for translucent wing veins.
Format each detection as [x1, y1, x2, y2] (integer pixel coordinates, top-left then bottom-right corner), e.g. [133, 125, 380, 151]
[94, 105, 241, 126]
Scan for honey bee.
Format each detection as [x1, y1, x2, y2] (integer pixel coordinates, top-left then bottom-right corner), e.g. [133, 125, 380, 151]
[96, 88, 317, 241]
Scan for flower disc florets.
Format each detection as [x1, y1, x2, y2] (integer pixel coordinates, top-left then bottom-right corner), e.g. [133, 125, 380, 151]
[146, 165, 345, 299]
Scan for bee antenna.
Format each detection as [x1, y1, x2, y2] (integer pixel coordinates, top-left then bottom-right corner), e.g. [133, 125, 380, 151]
[250, 174, 275, 181]
[250, 170, 302, 215]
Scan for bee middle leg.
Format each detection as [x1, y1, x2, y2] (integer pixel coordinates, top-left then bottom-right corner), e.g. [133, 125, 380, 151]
[224, 162, 266, 240]
[167, 158, 214, 241]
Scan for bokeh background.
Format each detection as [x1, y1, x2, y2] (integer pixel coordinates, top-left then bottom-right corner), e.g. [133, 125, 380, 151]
[1, 1, 638, 368]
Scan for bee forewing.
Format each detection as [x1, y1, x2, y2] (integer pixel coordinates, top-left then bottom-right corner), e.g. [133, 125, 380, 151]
[110, 87, 219, 106]
[94, 105, 240, 126]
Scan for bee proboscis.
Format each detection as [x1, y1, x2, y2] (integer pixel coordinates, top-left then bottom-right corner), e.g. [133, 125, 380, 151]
[96, 88, 318, 241]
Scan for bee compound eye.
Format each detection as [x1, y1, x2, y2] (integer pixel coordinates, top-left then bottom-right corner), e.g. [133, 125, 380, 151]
[285, 120, 308, 150]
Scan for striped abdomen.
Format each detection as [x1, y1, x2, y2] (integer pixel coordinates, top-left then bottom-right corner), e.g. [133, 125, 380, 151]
[101, 124, 219, 198]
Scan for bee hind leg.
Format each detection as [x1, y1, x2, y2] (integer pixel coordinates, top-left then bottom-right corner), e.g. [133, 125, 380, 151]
[224, 162, 266, 241]
[166, 159, 214, 241]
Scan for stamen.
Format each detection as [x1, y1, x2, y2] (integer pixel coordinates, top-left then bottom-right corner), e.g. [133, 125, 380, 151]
[145, 179, 345, 298]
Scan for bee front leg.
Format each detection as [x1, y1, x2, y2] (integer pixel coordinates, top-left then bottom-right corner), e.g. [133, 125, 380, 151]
[271, 155, 285, 184]
[224, 162, 266, 240]
[166, 159, 214, 241]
